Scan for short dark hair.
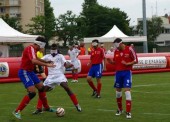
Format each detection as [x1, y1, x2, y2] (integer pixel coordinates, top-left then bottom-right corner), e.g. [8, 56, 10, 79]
[36, 36, 46, 42]
[51, 43, 57, 50]
[113, 38, 122, 43]
[92, 39, 99, 43]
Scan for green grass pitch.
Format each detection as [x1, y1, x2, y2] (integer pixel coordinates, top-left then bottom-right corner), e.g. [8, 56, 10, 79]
[0, 72, 170, 122]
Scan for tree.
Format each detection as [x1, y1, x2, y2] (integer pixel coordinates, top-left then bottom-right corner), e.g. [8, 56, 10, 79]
[80, 0, 130, 37]
[26, 0, 56, 40]
[25, 15, 45, 36]
[1, 14, 22, 32]
[56, 11, 80, 46]
[44, 0, 56, 40]
[137, 17, 163, 52]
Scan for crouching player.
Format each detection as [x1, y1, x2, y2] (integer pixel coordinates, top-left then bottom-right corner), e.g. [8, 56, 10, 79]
[33, 44, 82, 113]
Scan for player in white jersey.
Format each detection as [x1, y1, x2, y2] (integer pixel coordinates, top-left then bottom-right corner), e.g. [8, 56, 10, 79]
[68, 44, 80, 82]
[33, 44, 82, 113]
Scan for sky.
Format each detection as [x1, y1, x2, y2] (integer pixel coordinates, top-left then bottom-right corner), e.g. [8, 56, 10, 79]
[49, 0, 170, 25]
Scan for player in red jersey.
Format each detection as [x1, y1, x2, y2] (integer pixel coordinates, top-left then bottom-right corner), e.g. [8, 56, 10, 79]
[87, 39, 106, 98]
[107, 38, 138, 119]
[12, 37, 56, 120]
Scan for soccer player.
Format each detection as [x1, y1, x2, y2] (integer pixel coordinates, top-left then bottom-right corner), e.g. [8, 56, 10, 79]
[33, 44, 81, 112]
[33, 47, 47, 114]
[87, 39, 106, 98]
[68, 44, 81, 82]
[107, 38, 138, 119]
[12, 37, 56, 120]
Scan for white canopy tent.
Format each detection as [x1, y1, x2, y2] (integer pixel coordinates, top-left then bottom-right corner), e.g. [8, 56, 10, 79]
[0, 18, 39, 57]
[0, 18, 38, 44]
[84, 25, 147, 43]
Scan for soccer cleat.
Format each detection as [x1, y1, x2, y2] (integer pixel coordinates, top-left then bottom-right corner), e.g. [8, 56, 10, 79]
[95, 94, 101, 98]
[12, 110, 21, 119]
[91, 90, 97, 96]
[126, 112, 132, 119]
[43, 108, 56, 112]
[74, 80, 78, 82]
[32, 109, 43, 114]
[115, 110, 123, 116]
[71, 80, 76, 83]
[75, 104, 82, 112]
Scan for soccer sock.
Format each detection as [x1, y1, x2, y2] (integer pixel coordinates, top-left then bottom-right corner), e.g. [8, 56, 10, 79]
[75, 73, 78, 80]
[116, 91, 123, 111]
[36, 98, 43, 110]
[38, 91, 49, 109]
[97, 82, 102, 95]
[88, 81, 97, 91]
[15, 95, 30, 112]
[69, 94, 78, 105]
[72, 73, 76, 80]
[125, 91, 132, 113]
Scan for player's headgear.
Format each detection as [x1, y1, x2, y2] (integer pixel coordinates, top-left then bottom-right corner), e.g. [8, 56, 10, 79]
[50, 43, 58, 57]
[92, 39, 99, 46]
[113, 38, 122, 48]
[34, 36, 46, 48]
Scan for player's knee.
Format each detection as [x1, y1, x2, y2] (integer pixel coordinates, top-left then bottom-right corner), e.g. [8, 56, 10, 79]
[116, 91, 122, 98]
[38, 86, 45, 92]
[28, 92, 36, 99]
[125, 91, 131, 100]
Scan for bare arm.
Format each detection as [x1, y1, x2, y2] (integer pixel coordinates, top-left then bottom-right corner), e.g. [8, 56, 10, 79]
[32, 59, 55, 67]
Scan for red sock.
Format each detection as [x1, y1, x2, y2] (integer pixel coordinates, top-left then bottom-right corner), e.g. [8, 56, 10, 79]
[36, 98, 43, 110]
[15, 95, 30, 112]
[126, 100, 131, 112]
[69, 94, 78, 105]
[72, 73, 76, 80]
[88, 81, 97, 91]
[117, 97, 123, 111]
[38, 92, 49, 109]
[75, 73, 78, 80]
[97, 82, 102, 95]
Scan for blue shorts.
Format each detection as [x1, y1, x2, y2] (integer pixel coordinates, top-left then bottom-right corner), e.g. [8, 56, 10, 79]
[114, 70, 132, 88]
[88, 64, 103, 78]
[18, 69, 41, 88]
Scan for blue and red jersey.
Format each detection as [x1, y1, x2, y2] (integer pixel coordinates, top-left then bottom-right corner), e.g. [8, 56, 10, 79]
[113, 46, 138, 71]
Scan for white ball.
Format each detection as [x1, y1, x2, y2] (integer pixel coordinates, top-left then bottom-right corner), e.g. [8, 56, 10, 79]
[56, 107, 65, 117]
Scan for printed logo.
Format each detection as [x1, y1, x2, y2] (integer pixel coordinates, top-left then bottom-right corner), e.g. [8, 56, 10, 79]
[0, 64, 7, 75]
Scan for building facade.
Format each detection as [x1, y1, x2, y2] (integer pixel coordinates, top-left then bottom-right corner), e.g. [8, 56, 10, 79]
[132, 15, 170, 46]
[0, 0, 44, 30]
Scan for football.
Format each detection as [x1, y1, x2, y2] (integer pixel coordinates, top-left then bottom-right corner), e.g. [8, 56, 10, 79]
[56, 107, 65, 117]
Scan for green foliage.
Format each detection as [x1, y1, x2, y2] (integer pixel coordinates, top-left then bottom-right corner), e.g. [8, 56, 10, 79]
[44, 0, 56, 40]
[25, 15, 45, 36]
[137, 17, 163, 52]
[56, 11, 80, 46]
[1, 14, 23, 32]
[81, 0, 130, 37]
[26, 0, 56, 41]
[1, 73, 170, 122]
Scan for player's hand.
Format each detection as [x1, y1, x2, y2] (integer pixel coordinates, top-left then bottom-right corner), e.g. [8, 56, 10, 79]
[47, 60, 54, 64]
[46, 63, 56, 67]
[121, 60, 130, 66]
[87, 62, 91, 66]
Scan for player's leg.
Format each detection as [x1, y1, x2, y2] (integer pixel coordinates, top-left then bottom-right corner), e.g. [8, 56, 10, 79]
[74, 69, 79, 82]
[114, 71, 123, 116]
[60, 82, 81, 112]
[13, 70, 37, 119]
[33, 68, 47, 114]
[87, 66, 97, 96]
[95, 64, 103, 98]
[123, 71, 132, 119]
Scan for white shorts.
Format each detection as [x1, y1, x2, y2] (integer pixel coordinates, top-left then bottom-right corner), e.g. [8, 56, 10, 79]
[43, 74, 67, 89]
[71, 60, 80, 69]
